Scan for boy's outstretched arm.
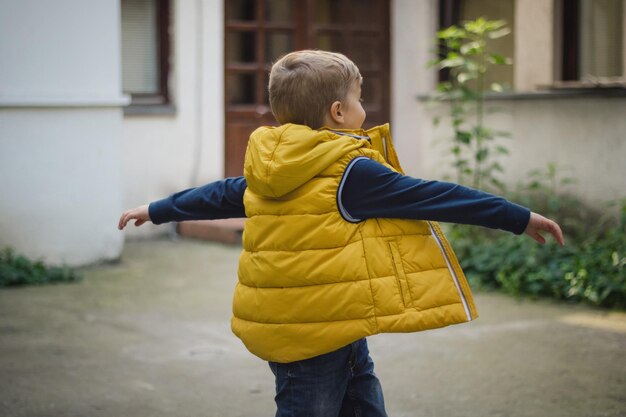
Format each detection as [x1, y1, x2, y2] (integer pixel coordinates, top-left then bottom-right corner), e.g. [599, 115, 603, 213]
[524, 212, 564, 246]
[118, 176, 247, 230]
[340, 158, 565, 245]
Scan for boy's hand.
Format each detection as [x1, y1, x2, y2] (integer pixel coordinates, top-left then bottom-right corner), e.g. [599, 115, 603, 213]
[524, 212, 564, 246]
[118, 205, 151, 230]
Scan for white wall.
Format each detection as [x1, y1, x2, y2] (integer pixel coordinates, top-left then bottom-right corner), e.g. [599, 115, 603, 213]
[121, 0, 224, 239]
[0, 109, 124, 265]
[0, 0, 122, 102]
[423, 98, 626, 208]
[391, 0, 439, 178]
[0, 0, 126, 266]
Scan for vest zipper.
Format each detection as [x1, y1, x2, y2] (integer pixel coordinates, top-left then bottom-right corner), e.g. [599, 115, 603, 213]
[388, 241, 413, 309]
[428, 223, 473, 321]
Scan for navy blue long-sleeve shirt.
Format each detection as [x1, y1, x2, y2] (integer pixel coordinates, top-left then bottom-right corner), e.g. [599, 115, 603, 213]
[149, 158, 530, 234]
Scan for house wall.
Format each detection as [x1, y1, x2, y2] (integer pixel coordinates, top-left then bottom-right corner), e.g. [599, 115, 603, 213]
[121, 0, 224, 239]
[0, 0, 126, 266]
[127, 0, 624, 242]
[391, 0, 626, 211]
[391, 0, 438, 179]
[424, 98, 626, 208]
[515, 0, 554, 89]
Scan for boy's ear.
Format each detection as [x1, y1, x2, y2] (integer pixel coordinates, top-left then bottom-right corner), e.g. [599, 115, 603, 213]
[329, 100, 344, 124]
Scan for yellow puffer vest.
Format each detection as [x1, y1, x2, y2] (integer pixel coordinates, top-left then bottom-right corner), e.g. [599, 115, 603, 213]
[232, 123, 478, 363]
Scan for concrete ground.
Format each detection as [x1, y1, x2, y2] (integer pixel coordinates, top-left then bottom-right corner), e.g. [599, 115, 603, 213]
[1, 238, 625, 417]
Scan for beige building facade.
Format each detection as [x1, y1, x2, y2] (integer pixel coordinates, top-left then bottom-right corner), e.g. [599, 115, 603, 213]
[397, 0, 626, 212]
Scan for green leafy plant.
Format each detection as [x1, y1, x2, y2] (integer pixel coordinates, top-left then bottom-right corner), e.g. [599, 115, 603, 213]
[448, 197, 626, 309]
[516, 163, 577, 212]
[513, 163, 592, 232]
[0, 247, 81, 287]
[429, 17, 512, 191]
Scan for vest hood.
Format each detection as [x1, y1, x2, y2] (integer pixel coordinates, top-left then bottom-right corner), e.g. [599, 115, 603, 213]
[244, 124, 368, 198]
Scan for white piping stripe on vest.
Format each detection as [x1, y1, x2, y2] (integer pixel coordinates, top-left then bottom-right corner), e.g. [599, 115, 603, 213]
[428, 223, 473, 321]
[382, 136, 389, 160]
[330, 130, 371, 141]
[337, 157, 369, 223]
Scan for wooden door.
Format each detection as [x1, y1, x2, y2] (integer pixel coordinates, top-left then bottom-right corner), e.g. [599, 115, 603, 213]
[224, 0, 390, 177]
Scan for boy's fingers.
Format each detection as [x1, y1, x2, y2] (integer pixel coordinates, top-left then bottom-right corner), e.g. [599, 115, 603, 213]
[118, 214, 127, 230]
[525, 212, 564, 246]
[118, 211, 133, 230]
[118, 205, 150, 230]
[531, 231, 546, 245]
[553, 226, 564, 246]
[545, 220, 564, 246]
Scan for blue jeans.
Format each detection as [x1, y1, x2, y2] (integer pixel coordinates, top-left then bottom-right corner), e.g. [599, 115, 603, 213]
[268, 338, 387, 417]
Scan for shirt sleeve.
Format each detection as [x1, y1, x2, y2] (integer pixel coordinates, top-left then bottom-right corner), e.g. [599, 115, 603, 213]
[148, 176, 247, 224]
[339, 158, 531, 235]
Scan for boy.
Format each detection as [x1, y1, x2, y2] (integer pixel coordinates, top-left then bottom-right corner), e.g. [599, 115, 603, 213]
[119, 50, 563, 417]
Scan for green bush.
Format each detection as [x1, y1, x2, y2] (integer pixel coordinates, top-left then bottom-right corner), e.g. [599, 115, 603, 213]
[0, 247, 81, 287]
[448, 205, 626, 309]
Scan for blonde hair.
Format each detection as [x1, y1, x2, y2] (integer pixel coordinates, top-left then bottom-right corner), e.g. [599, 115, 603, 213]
[269, 50, 362, 129]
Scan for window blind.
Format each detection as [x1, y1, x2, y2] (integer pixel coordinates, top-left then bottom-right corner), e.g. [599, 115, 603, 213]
[579, 0, 624, 79]
[121, 0, 159, 94]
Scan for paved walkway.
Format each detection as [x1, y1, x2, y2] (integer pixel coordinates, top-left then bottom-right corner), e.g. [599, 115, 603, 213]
[1, 238, 625, 417]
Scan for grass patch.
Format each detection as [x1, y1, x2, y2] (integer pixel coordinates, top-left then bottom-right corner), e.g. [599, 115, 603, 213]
[0, 247, 81, 287]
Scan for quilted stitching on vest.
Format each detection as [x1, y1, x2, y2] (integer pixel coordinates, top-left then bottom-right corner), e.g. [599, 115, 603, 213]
[232, 124, 477, 363]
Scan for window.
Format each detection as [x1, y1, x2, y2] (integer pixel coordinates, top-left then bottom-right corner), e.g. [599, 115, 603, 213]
[561, 0, 624, 85]
[121, 0, 171, 106]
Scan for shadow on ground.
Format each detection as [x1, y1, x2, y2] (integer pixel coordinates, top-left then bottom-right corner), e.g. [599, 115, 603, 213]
[1, 238, 624, 417]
